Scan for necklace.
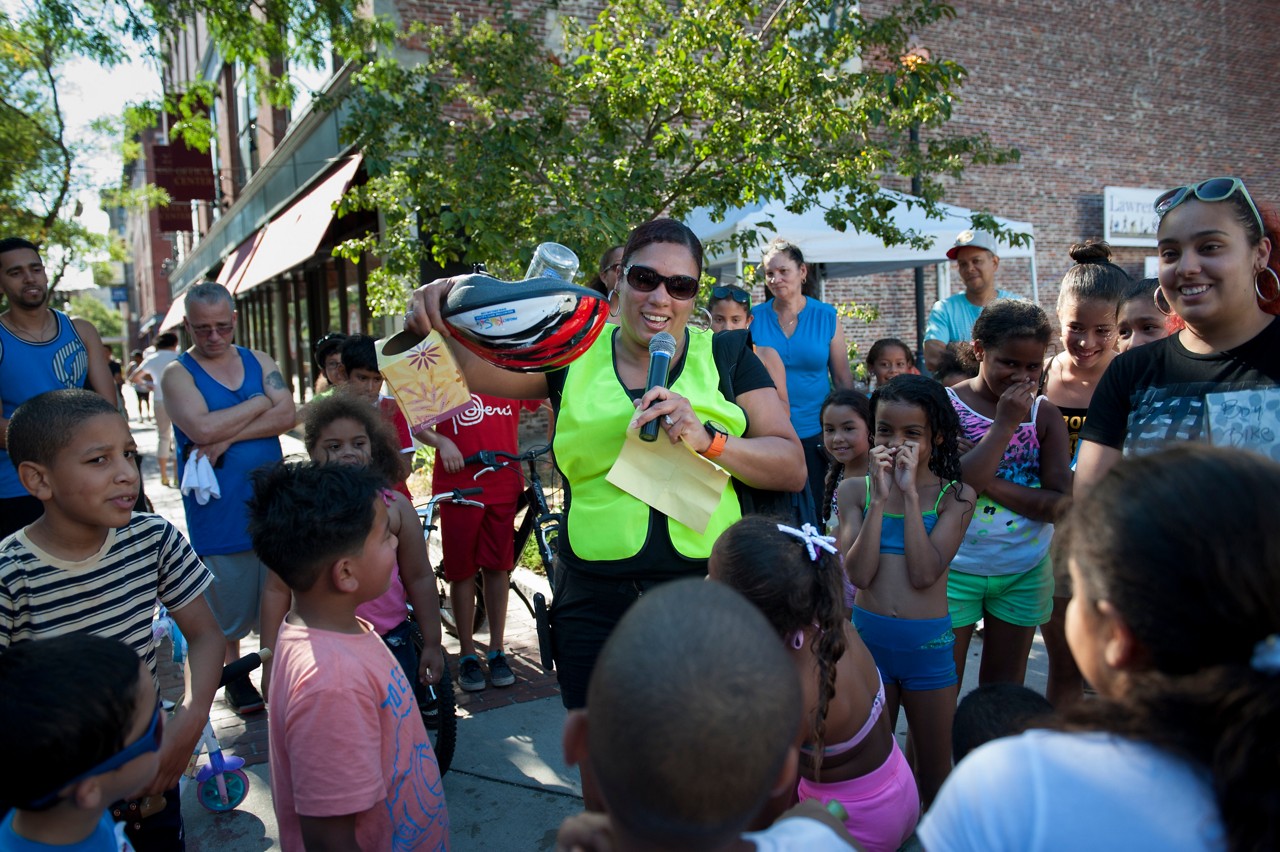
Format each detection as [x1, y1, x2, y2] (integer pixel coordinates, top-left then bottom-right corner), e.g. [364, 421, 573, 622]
[1, 312, 55, 343]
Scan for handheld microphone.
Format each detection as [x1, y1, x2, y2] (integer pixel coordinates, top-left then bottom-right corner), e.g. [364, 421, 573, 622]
[640, 332, 677, 442]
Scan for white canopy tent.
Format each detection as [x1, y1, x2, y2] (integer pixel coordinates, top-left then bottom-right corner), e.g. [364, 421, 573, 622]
[687, 188, 1038, 302]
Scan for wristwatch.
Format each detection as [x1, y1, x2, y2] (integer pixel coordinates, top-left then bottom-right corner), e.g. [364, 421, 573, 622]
[700, 420, 728, 460]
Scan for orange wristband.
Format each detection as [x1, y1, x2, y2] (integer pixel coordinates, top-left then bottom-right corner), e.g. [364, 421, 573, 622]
[700, 423, 727, 460]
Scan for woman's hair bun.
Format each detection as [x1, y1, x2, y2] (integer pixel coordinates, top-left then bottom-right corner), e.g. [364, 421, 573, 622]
[1069, 240, 1113, 265]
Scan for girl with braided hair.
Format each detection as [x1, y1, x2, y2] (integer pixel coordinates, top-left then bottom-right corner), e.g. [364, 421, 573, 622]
[842, 374, 975, 806]
[711, 515, 920, 852]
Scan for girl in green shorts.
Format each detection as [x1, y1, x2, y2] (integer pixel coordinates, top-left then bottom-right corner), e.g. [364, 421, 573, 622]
[946, 301, 1072, 688]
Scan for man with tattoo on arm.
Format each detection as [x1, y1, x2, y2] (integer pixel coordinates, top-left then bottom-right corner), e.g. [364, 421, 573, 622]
[162, 282, 295, 714]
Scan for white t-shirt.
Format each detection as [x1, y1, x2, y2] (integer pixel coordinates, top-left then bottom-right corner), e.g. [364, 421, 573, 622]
[136, 349, 179, 402]
[918, 729, 1223, 851]
[744, 816, 852, 851]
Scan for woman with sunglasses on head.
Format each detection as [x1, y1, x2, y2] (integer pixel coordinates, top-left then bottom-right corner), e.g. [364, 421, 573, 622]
[751, 239, 856, 516]
[1076, 177, 1280, 494]
[406, 219, 804, 718]
[707, 283, 789, 412]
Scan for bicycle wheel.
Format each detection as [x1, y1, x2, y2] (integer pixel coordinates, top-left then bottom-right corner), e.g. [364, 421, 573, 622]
[413, 629, 457, 776]
[196, 769, 250, 812]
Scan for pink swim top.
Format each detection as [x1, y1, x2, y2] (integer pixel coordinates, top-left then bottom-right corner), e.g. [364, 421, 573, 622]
[801, 672, 886, 757]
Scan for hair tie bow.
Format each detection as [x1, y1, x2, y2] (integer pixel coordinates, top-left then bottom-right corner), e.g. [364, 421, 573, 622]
[777, 522, 839, 562]
[1251, 635, 1280, 675]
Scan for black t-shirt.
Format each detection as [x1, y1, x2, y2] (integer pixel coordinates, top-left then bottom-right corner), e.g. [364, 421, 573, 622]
[1080, 318, 1280, 456]
[545, 329, 774, 580]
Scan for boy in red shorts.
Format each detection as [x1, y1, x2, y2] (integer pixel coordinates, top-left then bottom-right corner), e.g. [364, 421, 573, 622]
[419, 393, 541, 692]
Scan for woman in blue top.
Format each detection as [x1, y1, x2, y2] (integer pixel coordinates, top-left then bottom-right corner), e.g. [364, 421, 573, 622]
[752, 239, 855, 511]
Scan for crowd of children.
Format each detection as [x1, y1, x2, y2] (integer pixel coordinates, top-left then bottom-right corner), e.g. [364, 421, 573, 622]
[4, 175, 1280, 851]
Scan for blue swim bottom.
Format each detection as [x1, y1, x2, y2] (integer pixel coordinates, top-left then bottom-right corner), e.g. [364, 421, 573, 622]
[851, 606, 957, 691]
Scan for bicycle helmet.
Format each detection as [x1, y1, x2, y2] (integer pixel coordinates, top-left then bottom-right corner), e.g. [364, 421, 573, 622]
[442, 274, 610, 373]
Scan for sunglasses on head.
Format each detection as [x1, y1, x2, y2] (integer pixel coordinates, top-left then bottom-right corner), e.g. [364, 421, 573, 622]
[624, 264, 700, 301]
[1154, 177, 1263, 234]
[711, 286, 750, 306]
[29, 702, 164, 808]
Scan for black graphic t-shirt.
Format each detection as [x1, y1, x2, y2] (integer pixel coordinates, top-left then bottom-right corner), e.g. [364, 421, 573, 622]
[1081, 318, 1280, 457]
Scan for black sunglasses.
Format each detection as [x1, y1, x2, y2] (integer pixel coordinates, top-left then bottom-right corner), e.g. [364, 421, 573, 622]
[624, 264, 700, 301]
[711, 285, 750, 306]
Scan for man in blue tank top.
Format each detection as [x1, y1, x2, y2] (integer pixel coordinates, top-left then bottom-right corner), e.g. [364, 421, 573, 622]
[923, 230, 1020, 374]
[0, 237, 115, 537]
[162, 281, 295, 714]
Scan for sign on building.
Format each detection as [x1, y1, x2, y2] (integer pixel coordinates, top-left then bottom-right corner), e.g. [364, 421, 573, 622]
[1104, 187, 1162, 247]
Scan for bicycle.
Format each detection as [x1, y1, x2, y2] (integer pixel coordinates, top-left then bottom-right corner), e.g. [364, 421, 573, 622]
[383, 612, 458, 777]
[151, 608, 269, 813]
[463, 444, 562, 671]
[418, 487, 488, 639]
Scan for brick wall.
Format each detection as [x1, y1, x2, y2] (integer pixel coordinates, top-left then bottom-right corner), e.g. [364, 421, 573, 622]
[845, 0, 1280, 352]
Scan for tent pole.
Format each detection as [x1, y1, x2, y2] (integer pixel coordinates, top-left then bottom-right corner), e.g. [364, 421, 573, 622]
[1029, 237, 1039, 304]
[914, 265, 925, 371]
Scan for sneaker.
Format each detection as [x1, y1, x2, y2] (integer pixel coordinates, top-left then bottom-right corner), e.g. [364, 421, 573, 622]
[224, 675, 265, 715]
[487, 651, 515, 688]
[458, 655, 487, 692]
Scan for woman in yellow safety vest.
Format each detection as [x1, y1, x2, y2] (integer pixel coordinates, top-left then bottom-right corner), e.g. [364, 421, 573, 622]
[406, 218, 804, 714]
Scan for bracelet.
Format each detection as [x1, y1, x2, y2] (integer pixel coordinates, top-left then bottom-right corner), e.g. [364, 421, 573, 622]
[699, 421, 728, 460]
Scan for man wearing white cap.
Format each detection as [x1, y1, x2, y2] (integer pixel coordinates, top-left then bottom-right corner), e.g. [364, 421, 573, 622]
[923, 229, 1019, 374]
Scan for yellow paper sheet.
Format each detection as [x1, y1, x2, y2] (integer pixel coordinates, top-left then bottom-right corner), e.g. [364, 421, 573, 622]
[376, 330, 473, 432]
[606, 428, 731, 534]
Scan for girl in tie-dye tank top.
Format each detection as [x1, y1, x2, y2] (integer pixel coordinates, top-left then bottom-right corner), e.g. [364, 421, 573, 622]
[945, 301, 1072, 689]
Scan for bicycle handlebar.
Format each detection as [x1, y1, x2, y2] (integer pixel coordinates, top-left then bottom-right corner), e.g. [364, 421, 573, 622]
[416, 487, 486, 517]
[462, 444, 552, 468]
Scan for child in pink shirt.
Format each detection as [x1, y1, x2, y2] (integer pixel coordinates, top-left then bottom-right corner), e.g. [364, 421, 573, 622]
[248, 461, 449, 851]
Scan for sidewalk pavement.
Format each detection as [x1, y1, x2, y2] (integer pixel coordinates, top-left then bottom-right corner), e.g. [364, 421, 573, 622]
[127, 407, 1049, 851]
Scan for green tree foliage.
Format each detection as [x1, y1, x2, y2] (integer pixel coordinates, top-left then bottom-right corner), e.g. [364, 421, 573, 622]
[64, 292, 123, 338]
[338, 0, 1020, 313]
[0, 5, 110, 287]
[0, 0, 371, 288]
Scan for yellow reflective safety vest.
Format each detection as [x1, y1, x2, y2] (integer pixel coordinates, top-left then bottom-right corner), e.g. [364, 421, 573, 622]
[553, 327, 747, 561]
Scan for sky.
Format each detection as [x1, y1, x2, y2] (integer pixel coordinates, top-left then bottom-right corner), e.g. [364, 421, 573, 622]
[1, 0, 164, 288]
[58, 55, 164, 289]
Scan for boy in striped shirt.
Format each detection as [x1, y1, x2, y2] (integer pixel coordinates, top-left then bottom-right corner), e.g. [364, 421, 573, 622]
[0, 389, 222, 851]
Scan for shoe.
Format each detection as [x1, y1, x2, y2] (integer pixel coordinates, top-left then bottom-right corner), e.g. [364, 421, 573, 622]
[487, 651, 515, 688]
[458, 655, 487, 692]
[160, 477, 170, 487]
[224, 675, 265, 714]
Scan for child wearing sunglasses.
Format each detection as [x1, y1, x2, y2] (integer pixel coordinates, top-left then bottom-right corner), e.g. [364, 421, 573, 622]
[708, 284, 789, 412]
[1077, 176, 1280, 493]
[1, 633, 163, 851]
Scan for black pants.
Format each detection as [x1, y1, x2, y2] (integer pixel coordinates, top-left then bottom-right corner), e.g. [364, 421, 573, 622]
[550, 567, 700, 710]
[112, 785, 183, 851]
[799, 431, 829, 522]
[382, 619, 429, 708]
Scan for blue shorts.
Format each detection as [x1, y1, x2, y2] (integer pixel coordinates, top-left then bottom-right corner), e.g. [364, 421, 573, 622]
[852, 606, 958, 692]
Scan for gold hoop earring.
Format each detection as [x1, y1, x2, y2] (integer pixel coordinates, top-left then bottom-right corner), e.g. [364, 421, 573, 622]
[1154, 287, 1173, 316]
[607, 289, 620, 318]
[1255, 267, 1280, 304]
